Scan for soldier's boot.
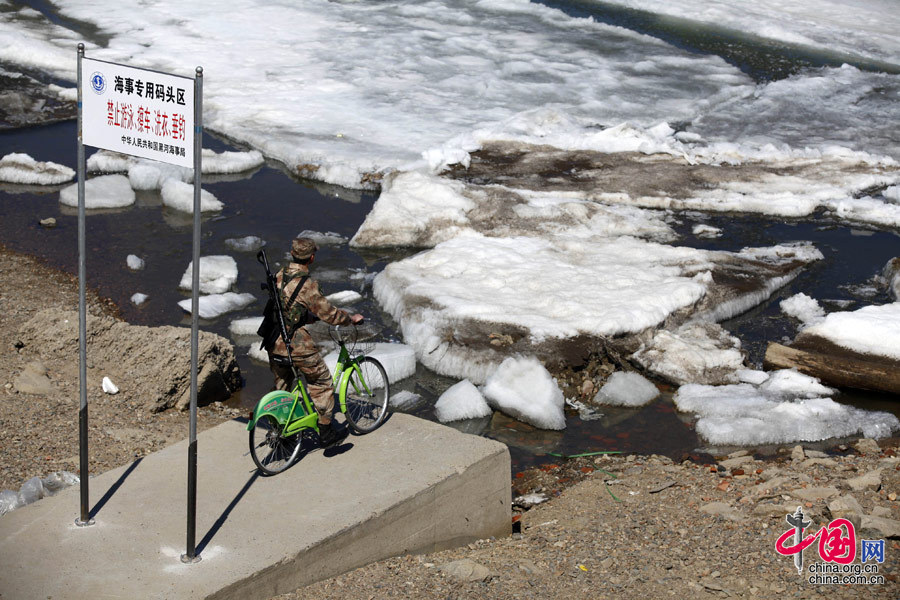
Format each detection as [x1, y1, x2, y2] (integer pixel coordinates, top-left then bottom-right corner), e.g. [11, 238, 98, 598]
[318, 422, 348, 448]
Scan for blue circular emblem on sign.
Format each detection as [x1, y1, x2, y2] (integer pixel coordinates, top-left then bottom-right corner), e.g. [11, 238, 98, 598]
[90, 71, 106, 94]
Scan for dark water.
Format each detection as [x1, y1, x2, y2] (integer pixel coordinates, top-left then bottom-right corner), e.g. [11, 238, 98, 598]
[3, 120, 899, 472]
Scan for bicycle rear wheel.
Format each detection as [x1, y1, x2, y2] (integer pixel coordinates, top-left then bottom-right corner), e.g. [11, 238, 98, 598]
[249, 414, 301, 475]
[343, 356, 390, 433]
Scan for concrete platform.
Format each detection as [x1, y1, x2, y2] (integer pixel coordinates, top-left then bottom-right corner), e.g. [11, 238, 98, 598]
[0, 414, 510, 600]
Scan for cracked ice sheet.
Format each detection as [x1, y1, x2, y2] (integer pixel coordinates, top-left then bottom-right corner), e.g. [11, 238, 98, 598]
[674, 370, 900, 445]
[425, 118, 900, 229]
[1, 0, 752, 188]
[373, 233, 821, 383]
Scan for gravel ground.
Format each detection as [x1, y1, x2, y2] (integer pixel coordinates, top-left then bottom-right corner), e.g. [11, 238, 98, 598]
[0, 243, 237, 493]
[279, 444, 899, 600]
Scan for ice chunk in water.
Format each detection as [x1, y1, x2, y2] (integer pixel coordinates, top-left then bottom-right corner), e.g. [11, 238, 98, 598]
[593, 371, 659, 407]
[482, 356, 565, 430]
[803, 303, 900, 361]
[780, 293, 824, 326]
[201, 149, 264, 174]
[229, 316, 263, 337]
[59, 175, 135, 208]
[434, 380, 491, 422]
[225, 236, 265, 252]
[0, 152, 74, 185]
[325, 290, 362, 306]
[177, 293, 256, 319]
[131, 293, 148, 305]
[179, 256, 238, 294]
[126, 254, 145, 270]
[674, 370, 899, 445]
[161, 179, 223, 213]
[390, 390, 423, 410]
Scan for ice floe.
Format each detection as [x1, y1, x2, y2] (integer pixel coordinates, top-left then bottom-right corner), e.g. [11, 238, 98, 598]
[296, 230, 348, 247]
[434, 379, 491, 423]
[130, 293, 147, 305]
[693, 224, 722, 238]
[0, 153, 74, 185]
[802, 303, 900, 361]
[780, 292, 825, 326]
[177, 292, 255, 319]
[674, 369, 900, 445]
[179, 256, 238, 295]
[374, 232, 819, 383]
[59, 175, 135, 208]
[592, 371, 659, 407]
[161, 179, 222, 213]
[481, 356, 565, 430]
[325, 290, 362, 306]
[229, 316, 263, 337]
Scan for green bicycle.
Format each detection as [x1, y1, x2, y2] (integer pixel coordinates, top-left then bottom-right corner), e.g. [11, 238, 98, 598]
[247, 324, 390, 475]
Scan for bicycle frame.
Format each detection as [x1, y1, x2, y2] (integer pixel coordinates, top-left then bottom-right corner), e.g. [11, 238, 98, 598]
[246, 341, 374, 436]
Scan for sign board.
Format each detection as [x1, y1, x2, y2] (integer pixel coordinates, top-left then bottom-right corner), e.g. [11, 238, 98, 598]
[81, 58, 194, 168]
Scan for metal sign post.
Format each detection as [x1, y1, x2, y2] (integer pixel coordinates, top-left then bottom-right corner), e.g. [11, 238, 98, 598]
[75, 43, 93, 529]
[182, 66, 203, 564]
[76, 47, 203, 563]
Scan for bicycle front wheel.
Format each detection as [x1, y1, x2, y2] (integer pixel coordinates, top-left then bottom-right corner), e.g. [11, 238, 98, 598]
[249, 414, 302, 475]
[343, 356, 390, 433]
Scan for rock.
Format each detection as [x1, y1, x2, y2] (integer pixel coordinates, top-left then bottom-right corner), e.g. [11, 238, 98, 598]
[790, 487, 839, 502]
[18, 310, 241, 413]
[871, 506, 892, 518]
[759, 468, 781, 481]
[860, 515, 900, 539]
[648, 480, 676, 494]
[753, 502, 822, 520]
[439, 559, 492, 582]
[719, 456, 754, 470]
[700, 502, 743, 522]
[845, 470, 882, 492]
[39, 217, 56, 228]
[748, 476, 789, 497]
[854, 438, 881, 455]
[102, 376, 119, 394]
[727, 450, 749, 459]
[804, 450, 829, 458]
[12, 361, 53, 395]
[827, 495, 863, 530]
[513, 493, 548, 508]
[791, 445, 805, 461]
[801, 458, 838, 468]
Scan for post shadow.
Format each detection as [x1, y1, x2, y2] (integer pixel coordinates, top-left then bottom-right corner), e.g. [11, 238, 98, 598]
[88, 457, 143, 520]
[195, 471, 260, 556]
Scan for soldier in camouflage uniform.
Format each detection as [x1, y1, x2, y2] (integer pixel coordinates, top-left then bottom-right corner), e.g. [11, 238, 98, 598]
[268, 237, 363, 447]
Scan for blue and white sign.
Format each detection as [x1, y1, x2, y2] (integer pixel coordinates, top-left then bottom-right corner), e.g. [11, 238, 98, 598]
[80, 58, 194, 168]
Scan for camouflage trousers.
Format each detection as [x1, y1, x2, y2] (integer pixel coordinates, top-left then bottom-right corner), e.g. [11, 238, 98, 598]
[269, 350, 335, 426]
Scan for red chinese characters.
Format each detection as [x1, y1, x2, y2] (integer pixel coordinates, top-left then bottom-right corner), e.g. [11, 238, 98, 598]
[776, 518, 857, 564]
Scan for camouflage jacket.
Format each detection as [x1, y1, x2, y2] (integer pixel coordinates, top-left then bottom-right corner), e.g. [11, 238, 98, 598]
[270, 263, 351, 357]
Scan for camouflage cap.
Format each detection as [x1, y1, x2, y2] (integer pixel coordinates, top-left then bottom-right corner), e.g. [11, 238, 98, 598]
[291, 237, 319, 261]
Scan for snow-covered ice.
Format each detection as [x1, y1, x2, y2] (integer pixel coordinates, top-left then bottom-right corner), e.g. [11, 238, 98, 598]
[179, 256, 238, 295]
[161, 179, 222, 213]
[593, 372, 660, 407]
[434, 380, 492, 423]
[177, 292, 255, 319]
[389, 390, 423, 410]
[296, 230, 348, 246]
[674, 369, 899, 445]
[0, 152, 74, 185]
[632, 322, 746, 385]
[59, 175, 135, 209]
[201, 149, 264, 174]
[802, 303, 900, 361]
[481, 356, 565, 430]
[780, 292, 825, 326]
[693, 224, 722, 238]
[126, 254, 145, 270]
[128, 162, 191, 191]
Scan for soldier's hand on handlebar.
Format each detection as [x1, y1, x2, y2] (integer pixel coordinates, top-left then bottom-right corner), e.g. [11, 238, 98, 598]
[350, 313, 364, 324]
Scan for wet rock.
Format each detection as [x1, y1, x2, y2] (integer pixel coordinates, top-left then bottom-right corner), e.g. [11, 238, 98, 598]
[854, 438, 881, 455]
[439, 559, 492, 582]
[39, 217, 56, 228]
[719, 456, 754, 470]
[804, 450, 829, 458]
[12, 361, 52, 395]
[845, 470, 882, 492]
[790, 445, 805, 461]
